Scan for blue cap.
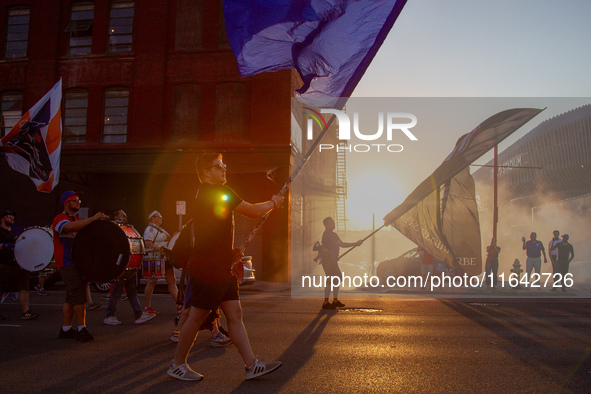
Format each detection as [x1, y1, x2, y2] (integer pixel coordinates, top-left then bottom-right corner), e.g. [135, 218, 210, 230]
[60, 191, 83, 205]
[562, 234, 569, 239]
[1, 209, 15, 219]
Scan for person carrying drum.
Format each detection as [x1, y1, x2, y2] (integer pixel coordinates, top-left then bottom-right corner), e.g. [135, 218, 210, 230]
[52, 191, 108, 341]
[143, 210, 179, 314]
[167, 153, 283, 381]
[0, 210, 39, 320]
[103, 209, 155, 325]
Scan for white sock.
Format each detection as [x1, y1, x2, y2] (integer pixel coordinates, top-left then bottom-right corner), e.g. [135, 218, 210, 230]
[78, 325, 86, 331]
[247, 360, 257, 370]
[63, 325, 72, 331]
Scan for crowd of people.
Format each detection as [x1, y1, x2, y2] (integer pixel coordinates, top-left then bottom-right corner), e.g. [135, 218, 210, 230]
[2, 151, 578, 383]
[482, 230, 575, 290]
[0, 152, 285, 382]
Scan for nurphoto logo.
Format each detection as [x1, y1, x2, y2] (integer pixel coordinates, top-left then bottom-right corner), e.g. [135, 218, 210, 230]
[304, 107, 418, 153]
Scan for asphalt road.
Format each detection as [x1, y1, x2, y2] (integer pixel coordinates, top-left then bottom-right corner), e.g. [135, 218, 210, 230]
[1, 287, 590, 393]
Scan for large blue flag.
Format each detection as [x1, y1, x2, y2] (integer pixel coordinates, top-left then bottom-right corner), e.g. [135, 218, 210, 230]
[224, 0, 408, 109]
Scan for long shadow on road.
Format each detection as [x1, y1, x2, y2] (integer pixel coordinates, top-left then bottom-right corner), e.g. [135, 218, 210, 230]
[439, 298, 591, 393]
[229, 308, 338, 393]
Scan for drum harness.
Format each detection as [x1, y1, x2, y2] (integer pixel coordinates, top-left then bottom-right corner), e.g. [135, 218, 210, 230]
[147, 223, 170, 251]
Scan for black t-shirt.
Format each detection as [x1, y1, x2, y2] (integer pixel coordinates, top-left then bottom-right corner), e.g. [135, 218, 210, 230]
[0, 227, 18, 266]
[188, 183, 243, 274]
[322, 231, 341, 263]
[555, 242, 574, 263]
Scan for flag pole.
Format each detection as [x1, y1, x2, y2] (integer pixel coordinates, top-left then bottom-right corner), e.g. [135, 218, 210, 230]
[238, 114, 336, 254]
[338, 223, 387, 260]
[493, 145, 498, 239]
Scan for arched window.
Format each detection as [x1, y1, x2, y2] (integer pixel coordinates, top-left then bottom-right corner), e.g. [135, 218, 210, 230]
[63, 88, 89, 144]
[102, 87, 129, 143]
[215, 83, 245, 141]
[171, 84, 201, 142]
[1, 91, 23, 137]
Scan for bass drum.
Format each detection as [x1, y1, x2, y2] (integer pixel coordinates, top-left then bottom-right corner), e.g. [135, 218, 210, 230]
[72, 220, 144, 283]
[14, 227, 54, 272]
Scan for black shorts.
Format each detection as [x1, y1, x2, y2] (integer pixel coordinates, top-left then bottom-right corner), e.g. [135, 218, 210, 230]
[188, 272, 239, 311]
[0, 264, 29, 292]
[321, 259, 342, 278]
[59, 265, 87, 305]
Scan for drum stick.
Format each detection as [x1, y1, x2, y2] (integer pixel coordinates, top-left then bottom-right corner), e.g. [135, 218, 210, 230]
[238, 113, 337, 257]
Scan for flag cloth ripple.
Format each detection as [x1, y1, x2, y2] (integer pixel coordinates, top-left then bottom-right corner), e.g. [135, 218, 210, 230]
[383, 108, 543, 274]
[1, 79, 62, 192]
[224, 0, 408, 109]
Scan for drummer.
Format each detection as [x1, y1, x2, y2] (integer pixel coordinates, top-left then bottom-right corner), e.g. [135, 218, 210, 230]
[52, 191, 108, 341]
[143, 211, 179, 314]
[0, 210, 39, 320]
[103, 209, 155, 325]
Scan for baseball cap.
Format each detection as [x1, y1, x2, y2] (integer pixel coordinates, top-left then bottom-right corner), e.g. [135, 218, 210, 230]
[148, 210, 161, 219]
[1, 209, 15, 219]
[60, 191, 83, 205]
[562, 234, 569, 239]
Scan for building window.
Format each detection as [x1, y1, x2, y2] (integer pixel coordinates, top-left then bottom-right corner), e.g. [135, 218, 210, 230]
[63, 89, 88, 144]
[66, 3, 94, 56]
[1, 92, 23, 137]
[175, 0, 203, 51]
[4, 8, 29, 59]
[172, 84, 201, 142]
[102, 88, 128, 143]
[108, 2, 134, 53]
[217, 0, 230, 49]
[215, 83, 245, 141]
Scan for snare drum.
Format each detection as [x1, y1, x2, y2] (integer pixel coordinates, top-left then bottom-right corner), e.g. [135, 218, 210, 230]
[14, 227, 54, 272]
[141, 253, 166, 279]
[72, 220, 144, 283]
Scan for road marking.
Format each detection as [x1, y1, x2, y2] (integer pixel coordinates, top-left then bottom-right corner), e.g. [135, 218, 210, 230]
[0, 324, 22, 327]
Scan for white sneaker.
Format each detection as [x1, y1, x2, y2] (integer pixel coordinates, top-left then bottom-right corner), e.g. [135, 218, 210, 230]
[210, 332, 232, 347]
[245, 359, 282, 380]
[135, 312, 156, 324]
[167, 362, 203, 381]
[103, 315, 122, 325]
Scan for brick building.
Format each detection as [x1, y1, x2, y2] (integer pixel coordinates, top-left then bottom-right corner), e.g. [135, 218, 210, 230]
[0, 0, 304, 281]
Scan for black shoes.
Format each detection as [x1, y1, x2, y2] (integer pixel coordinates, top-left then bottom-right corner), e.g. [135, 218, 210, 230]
[59, 327, 94, 341]
[76, 327, 95, 341]
[321, 300, 345, 310]
[58, 328, 76, 339]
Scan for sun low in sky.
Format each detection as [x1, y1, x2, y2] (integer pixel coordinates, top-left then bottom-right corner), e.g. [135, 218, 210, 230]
[346, 169, 407, 230]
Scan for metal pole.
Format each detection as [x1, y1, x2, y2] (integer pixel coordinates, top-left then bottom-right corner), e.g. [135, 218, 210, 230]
[493, 145, 498, 239]
[371, 214, 375, 276]
[338, 223, 386, 260]
[239, 113, 336, 253]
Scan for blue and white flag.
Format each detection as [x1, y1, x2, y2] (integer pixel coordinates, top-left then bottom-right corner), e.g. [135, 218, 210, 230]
[1, 79, 62, 192]
[224, 0, 408, 109]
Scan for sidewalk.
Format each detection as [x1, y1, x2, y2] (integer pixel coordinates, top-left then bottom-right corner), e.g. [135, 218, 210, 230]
[240, 280, 291, 293]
